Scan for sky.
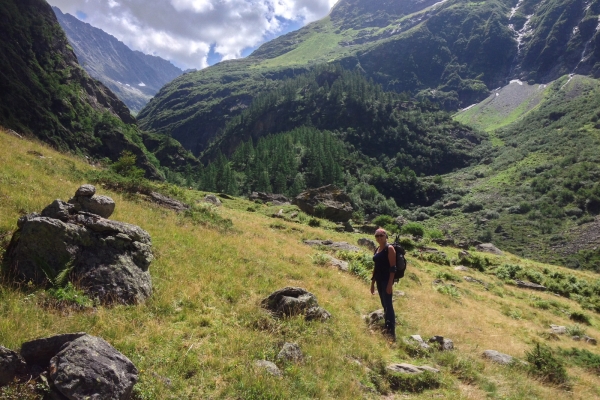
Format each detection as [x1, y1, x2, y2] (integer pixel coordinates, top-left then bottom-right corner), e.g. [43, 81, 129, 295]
[47, 0, 338, 70]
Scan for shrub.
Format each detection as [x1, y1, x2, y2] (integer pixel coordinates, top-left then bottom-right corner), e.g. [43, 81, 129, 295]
[402, 222, 425, 237]
[308, 218, 321, 227]
[422, 252, 450, 266]
[46, 282, 93, 308]
[565, 324, 587, 336]
[462, 201, 483, 213]
[570, 311, 591, 325]
[496, 264, 523, 281]
[397, 236, 416, 250]
[525, 343, 570, 387]
[560, 348, 600, 372]
[460, 254, 493, 272]
[310, 253, 329, 267]
[426, 228, 444, 239]
[434, 284, 461, 298]
[435, 271, 462, 282]
[110, 151, 145, 180]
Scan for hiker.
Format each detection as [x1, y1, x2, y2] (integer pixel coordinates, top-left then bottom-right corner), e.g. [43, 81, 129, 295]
[370, 227, 397, 341]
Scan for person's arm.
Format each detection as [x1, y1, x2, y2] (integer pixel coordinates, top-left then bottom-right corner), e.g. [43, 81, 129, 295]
[387, 245, 396, 294]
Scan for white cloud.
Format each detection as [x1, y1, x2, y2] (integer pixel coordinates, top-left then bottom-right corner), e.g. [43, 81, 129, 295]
[47, 0, 338, 69]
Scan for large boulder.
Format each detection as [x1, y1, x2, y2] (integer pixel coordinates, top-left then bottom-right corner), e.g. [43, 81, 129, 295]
[292, 185, 353, 222]
[0, 346, 27, 386]
[49, 334, 138, 400]
[475, 243, 503, 255]
[5, 190, 153, 305]
[21, 332, 87, 368]
[261, 287, 331, 321]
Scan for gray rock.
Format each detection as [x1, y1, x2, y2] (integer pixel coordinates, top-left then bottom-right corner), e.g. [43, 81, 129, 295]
[249, 192, 290, 204]
[293, 185, 353, 222]
[387, 363, 440, 374]
[49, 335, 138, 400]
[429, 336, 454, 351]
[482, 350, 514, 365]
[515, 280, 547, 291]
[254, 360, 282, 377]
[323, 254, 349, 272]
[464, 276, 487, 288]
[454, 265, 470, 272]
[149, 192, 189, 212]
[572, 335, 581, 341]
[357, 238, 376, 251]
[550, 325, 567, 335]
[583, 336, 597, 345]
[21, 332, 87, 367]
[303, 240, 360, 252]
[69, 195, 116, 219]
[261, 287, 330, 321]
[277, 343, 303, 362]
[407, 335, 431, 350]
[203, 194, 222, 206]
[476, 243, 503, 255]
[41, 199, 75, 222]
[75, 184, 96, 198]
[458, 250, 470, 258]
[0, 346, 27, 386]
[6, 210, 153, 305]
[365, 309, 385, 325]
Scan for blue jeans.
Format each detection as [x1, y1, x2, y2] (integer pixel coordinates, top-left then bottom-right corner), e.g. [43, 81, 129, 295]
[376, 280, 395, 338]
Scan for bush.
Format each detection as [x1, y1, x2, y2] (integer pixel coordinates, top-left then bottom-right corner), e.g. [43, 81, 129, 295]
[462, 201, 483, 213]
[560, 348, 600, 372]
[496, 264, 523, 281]
[525, 343, 570, 387]
[426, 228, 444, 239]
[397, 236, 416, 250]
[570, 311, 591, 325]
[422, 252, 451, 266]
[460, 254, 493, 272]
[308, 218, 321, 227]
[402, 222, 425, 237]
[565, 324, 587, 336]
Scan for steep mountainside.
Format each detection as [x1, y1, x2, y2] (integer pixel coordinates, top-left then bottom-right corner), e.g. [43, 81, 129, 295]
[53, 7, 183, 114]
[0, 0, 163, 178]
[139, 0, 600, 155]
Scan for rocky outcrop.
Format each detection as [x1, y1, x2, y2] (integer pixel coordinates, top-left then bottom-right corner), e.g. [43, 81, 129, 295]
[261, 287, 331, 321]
[357, 238, 376, 251]
[515, 280, 547, 291]
[292, 185, 353, 222]
[303, 240, 360, 252]
[5, 185, 153, 305]
[203, 194, 222, 207]
[249, 192, 290, 205]
[149, 191, 189, 211]
[482, 350, 514, 365]
[49, 335, 138, 400]
[476, 243, 503, 255]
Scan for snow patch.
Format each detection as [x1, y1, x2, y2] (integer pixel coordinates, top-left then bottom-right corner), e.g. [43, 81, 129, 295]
[138, 82, 146, 87]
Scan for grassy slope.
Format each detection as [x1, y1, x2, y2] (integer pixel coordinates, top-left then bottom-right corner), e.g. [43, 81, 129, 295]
[2, 129, 600, 398]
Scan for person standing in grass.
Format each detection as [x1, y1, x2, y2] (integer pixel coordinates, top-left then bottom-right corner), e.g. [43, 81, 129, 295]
[370, 227, 396, 341]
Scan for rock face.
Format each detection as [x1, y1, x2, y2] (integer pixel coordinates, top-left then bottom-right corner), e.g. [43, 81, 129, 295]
[49, 335, 138, 400]
[482, 350, 514, 365]
[0, 346, 27, 386]
[149, 191, 189, 211]
[5, 185, 153, 304]
[292, 185, 353, 222]
[476, 243, 503, 255]
[261, 287, 331, 321]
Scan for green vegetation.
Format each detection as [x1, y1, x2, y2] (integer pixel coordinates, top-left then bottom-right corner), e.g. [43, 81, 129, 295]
[526, 343, 570, 387]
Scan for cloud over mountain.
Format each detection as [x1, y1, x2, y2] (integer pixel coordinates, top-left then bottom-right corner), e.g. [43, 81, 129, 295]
[47, 0, 337, 69]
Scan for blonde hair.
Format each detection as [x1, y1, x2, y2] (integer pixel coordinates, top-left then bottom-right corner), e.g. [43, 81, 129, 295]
[375, 227, 388, 238]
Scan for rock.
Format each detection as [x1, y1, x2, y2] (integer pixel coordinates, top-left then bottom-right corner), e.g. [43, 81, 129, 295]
[217, 193, 234, 200]
[277, 343, 303, 363]
[458, 250, 470, 258]
[303, 240, 360, 252]
[49, 334, 138, 400]
[464, 276, 487, 287]
[21, 332, 87, 368]
[443, 201, 460, 209]
[432, 279, 445, 285]
[475, 243, 503, 255]
[290, 212, 298, 219]
[482, 350, 514, 365]
[395, 290, 406, 297]
[454, 265, 470, 272]
[69, 194, 116, 219]
[292, 185, 353, 222]
[572, 335, 581, 341]
[429, 336, 454, 351]
[261, 287, 330, 321]
[365, 309, 385, 325]
[203, 194, 222, 207]
[432, 238, 455, 246]
[6, 206, 153, 305]
[0, 346, 27, 386]
[387, 363, 440, 374]
[249, 192, 290, 204]
[407, 335, 431, 350]
[515, 280, 547, 291]
[41, 199, 75, 222]
[254, 360, 282, 377]
[322, 254, 349, 272]
[305, 306, 332, 322]
[550, 325, 567, 335]
[149, 191, 189, 211]
[357, 238, 376, 251]
[75, 184, 96, 198]
[583, 336, 597, 345]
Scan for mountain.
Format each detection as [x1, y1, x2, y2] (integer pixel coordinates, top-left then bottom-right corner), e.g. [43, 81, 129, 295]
[0, 0, 164, 179]
[52, 6, 183, 114]
[138, 0, 600, 155]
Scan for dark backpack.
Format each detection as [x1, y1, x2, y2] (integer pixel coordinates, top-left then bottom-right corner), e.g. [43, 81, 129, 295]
[390, 235, 407, 282]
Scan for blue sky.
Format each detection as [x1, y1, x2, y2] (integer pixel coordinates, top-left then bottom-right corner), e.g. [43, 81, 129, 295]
[47, 0, 337, 70]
